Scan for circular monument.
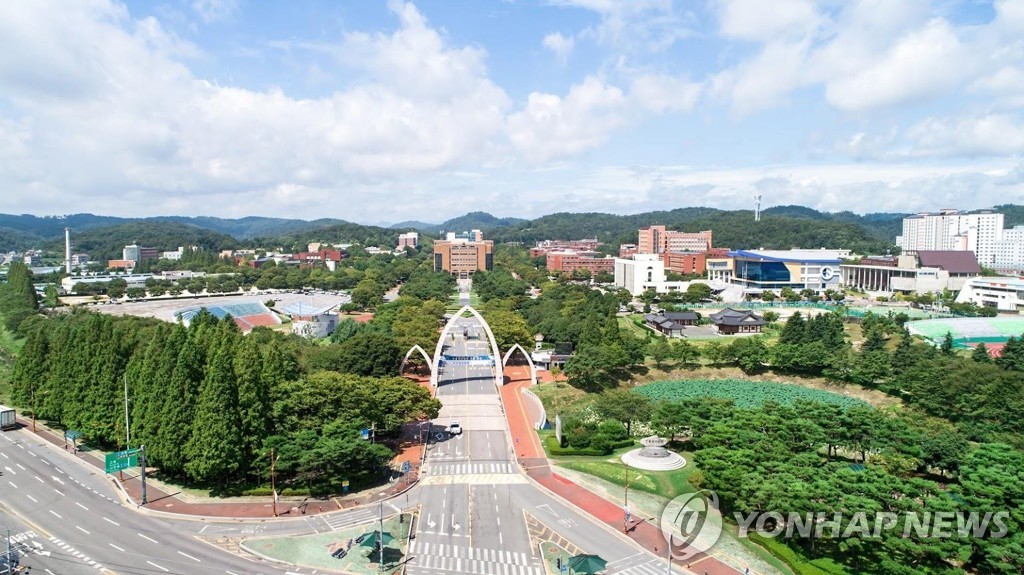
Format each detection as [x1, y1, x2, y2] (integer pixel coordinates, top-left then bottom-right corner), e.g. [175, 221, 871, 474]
[621, 436, 686, 471]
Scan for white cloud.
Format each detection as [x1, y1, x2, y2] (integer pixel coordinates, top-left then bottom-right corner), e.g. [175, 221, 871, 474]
[713, 0, 821, 42]
[507, 76, 626, 162]
[628, 73, 701, 113]
[905, 114, 1024, 157]
[0, 0, 515, 220]
[711, 40, 810, 115]
[191, 0, 240, 23]
[825, 19, 970, 112]
[542, 32, 575, 63]
[546, 0, 691, 52]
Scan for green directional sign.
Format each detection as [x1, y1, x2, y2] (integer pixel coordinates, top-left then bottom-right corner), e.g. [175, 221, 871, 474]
[105, 449, 139, 474]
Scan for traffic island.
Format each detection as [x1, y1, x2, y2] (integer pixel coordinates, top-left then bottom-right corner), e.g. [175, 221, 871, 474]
[241, 512, 415, 574]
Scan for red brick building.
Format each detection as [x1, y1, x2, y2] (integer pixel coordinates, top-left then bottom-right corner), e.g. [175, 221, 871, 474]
[662, 251, 707, 275]
[530, 239, 601, 258]
[546, 251, 615, 275]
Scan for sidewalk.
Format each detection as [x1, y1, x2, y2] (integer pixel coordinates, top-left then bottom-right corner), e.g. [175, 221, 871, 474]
[18, 417, 423, 520]
[500, 369, 741, 575]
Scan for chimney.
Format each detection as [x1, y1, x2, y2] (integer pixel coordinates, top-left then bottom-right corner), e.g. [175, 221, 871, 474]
[65, 227, 72, 274]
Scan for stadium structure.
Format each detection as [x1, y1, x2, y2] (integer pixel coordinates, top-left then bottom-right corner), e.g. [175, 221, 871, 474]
[174, 300, 281, 331]
[906, 316, 1024, 355]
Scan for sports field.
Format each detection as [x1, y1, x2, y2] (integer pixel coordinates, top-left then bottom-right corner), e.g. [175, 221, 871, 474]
[906, 317, 1024, 348]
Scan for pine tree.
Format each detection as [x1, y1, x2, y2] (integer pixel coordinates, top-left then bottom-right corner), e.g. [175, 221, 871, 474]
[185, 343, 244, 484]
[158, 337, 204, 475]
[940, 331, 955, 356]
[779, 312, 806, 344]
[11, 322, 49, 409]
[971, 343, 992, 363]
[235, 335, 270, 476]
[995, 335, 1024, 371]
[862, 326, 886, 353]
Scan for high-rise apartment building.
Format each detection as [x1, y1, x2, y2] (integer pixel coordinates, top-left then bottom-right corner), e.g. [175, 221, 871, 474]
[398, 232, 419, 249]
[637, 225, 712, 254]
[896, 210, 1004, 265]
[994, 225, 1024, 272]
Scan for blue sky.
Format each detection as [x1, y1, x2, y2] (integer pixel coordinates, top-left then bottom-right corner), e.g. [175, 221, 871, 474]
[1, 0, 1022, 224]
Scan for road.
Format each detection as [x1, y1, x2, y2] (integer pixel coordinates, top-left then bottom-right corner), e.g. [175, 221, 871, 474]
[407, 315, 670, 575]
[0, 312, 678, 575]
[0, 430, 300, 575]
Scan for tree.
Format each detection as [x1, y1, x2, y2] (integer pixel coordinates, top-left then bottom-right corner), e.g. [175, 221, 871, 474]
[683, 282, 712, 303]
[235, 335, 271, 472]
[940, 331, 955, 356]
[971, 342, 992, 363]
[351, 278, 385, 309]
[185, 344, 244, 484]
[671, 339, 700, 367]
[329, 318, 363, 344]
[760, 290, 776, 302]
[762, 310, 780, 324]
[780, 287, 800, 302]
[337, 332, 402, 376]
[482, 309, 532, 352]
[649, 337, 673, 368]
[593, 388, 651, 435]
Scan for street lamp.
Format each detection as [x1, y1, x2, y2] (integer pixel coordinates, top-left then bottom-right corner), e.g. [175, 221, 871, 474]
[269, 448, 280, 517]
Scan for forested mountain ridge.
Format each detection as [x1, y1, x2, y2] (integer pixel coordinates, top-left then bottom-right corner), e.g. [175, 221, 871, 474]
[46, 221, 240, 262]
[3, 204, 1021, 254]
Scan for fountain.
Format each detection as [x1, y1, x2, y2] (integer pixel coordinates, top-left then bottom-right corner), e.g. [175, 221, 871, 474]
[620, 436, 686, 471]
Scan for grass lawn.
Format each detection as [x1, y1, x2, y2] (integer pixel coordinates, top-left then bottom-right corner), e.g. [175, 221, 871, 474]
[539, 430, 696, 500]
[618, 314, 651, 338]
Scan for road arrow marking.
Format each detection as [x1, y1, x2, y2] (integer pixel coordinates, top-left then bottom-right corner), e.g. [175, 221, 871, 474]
[51, 476, 64, 485]
[5, 466, 15, 475]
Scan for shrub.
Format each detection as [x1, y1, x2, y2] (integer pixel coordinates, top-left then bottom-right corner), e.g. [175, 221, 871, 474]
[597, 420, 629, 441]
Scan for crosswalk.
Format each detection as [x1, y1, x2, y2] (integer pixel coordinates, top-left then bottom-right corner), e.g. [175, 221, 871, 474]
[428, 462, 515, 475]
[49, 536, 105, 570]
[610, 558, 670, 574]
[408, 541, 543, 575]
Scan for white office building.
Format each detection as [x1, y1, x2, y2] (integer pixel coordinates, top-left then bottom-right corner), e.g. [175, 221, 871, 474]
[896, 210, 1004, 265]
[956, 277, 1024, 312]
[994, 225, 1024, 273]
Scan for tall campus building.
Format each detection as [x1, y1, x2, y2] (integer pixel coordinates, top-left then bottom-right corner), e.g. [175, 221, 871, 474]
[896, 210, 1004, 266]
[432, 230, 493, 278]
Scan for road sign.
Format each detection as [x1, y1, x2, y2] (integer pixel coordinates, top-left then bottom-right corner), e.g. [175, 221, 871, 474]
[104, 448, 139, 474]
[342, 479, 350, 493]
[402, 461, 411, 473]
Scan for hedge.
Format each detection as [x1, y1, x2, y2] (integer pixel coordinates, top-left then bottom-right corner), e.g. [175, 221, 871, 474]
[543, 436, 636, 456]
[747, 533, 848, 575]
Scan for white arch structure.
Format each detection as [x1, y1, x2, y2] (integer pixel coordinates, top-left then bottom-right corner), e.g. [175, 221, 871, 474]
[400, 344, 433, 377]
[430, 305, 503, 389]
[501, 343, 537, 386]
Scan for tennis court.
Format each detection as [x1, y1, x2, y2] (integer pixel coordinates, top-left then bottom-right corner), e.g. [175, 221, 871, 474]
[906, 317, 1024, 348]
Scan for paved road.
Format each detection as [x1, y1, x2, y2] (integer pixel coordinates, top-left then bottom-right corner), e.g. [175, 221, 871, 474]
[0, 430, 300, 575]
[407, 315, 667, 575]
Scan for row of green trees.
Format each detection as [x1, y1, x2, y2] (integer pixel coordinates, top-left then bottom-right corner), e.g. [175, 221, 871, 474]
[0, 262, 38, 333]
[9, 309, 439, 492]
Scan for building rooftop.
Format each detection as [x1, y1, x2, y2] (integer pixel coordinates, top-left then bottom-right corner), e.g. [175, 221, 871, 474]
[728, 249, 844, 263]
[916, 250, 982, 274]
[965, 276, 1024, 289]
[709, 308, 766, 326]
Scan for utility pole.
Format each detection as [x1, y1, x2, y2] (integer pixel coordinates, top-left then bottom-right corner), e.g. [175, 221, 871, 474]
[124, 373, 130, 448]
[270, 448, 279, 517]
[6, 529, 13, 575]
[30, 380, 36, 433]
[139, 445, 148, 505]
[378, 499, 385, 573]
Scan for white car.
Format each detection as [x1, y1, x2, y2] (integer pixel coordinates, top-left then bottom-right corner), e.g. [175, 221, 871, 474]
[448, 421, 462, 435]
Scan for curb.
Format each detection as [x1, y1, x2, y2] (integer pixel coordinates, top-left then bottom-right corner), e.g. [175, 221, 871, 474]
[18, 416, 422, 525]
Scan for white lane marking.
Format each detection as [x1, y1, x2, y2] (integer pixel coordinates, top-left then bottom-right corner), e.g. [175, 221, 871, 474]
[45, 570, 55, 575]
[55, 467, 64, 474]
[103, 517, 120, 526]
[49, 510, 62, 518]
[26, 494, 37, 503]
[7, 481, 17, 489]
[76, 526, 91, 535]
[146, 560, 170, 572]
[178, 550, 201, 562]
[138, 533, 159, 544]
[76, 502, 89, 511]
[198, 525, 209, 534]
[51, 475, 64, 485]
[54, 489, 64, 496]
[28, 451, 36, 457]
[109, 543, 125, 552]
[0, 452, 7, 459]
[226, 571, 240, 575]
[35, 475, 44, 483]
[16, 463, 25, 470]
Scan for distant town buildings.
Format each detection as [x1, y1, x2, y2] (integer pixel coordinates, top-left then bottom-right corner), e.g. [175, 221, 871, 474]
[398, 232, 419, 249]
[529, 239, 601, 258]
[433, 230, 493, 278]
[70, 253, 90, 267]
